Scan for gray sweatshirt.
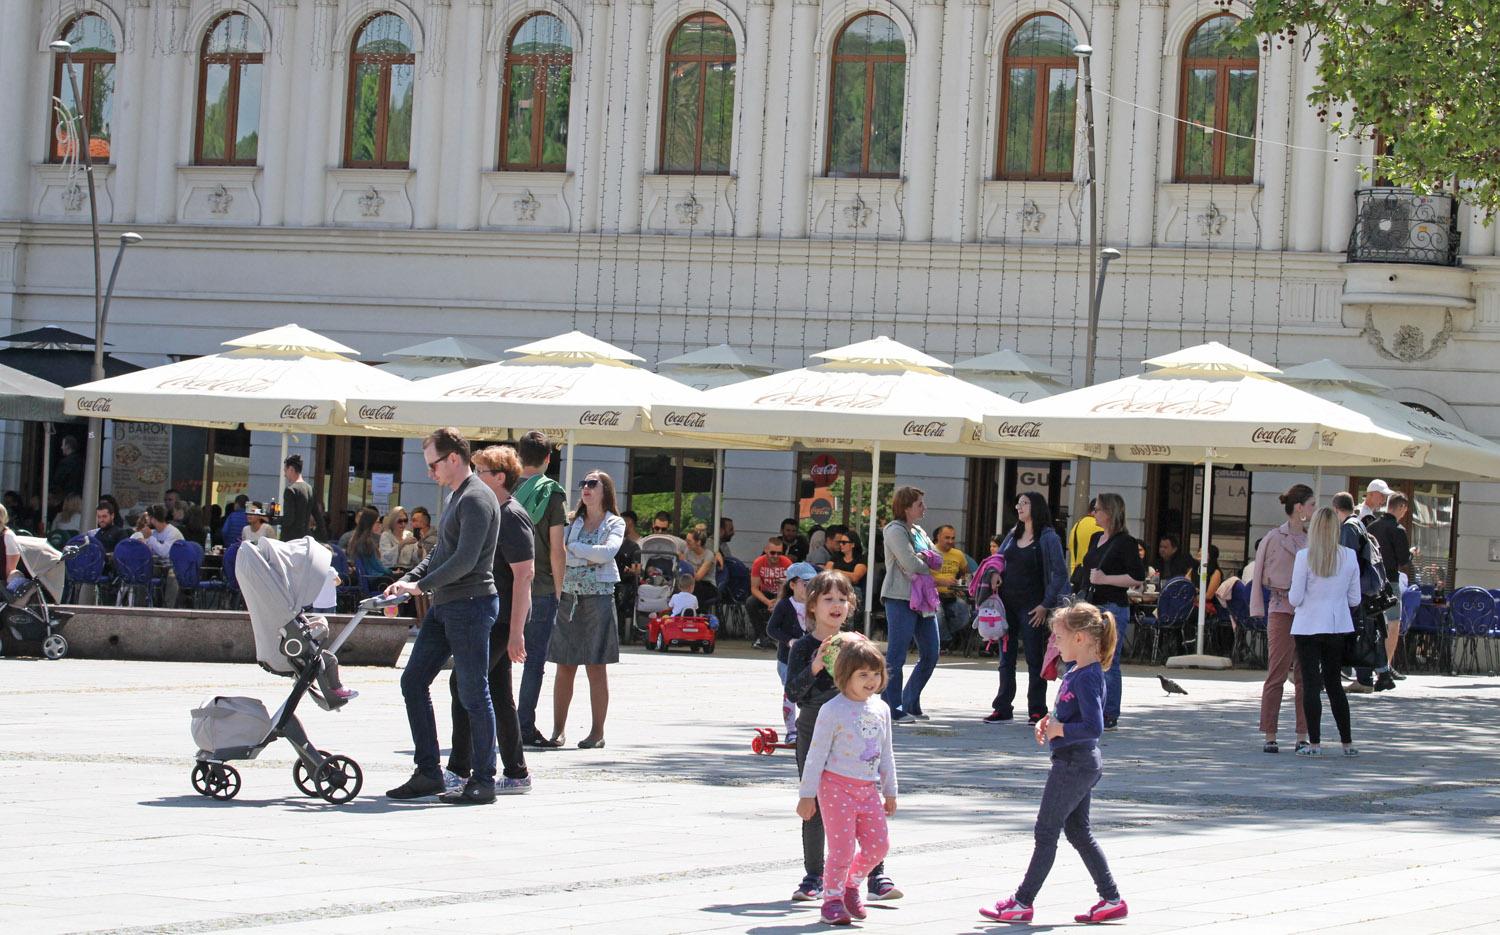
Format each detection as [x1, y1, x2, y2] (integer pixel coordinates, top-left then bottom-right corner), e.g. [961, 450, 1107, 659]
[798, 693, 898, 798]
[880, 520, 933, 602]
[400, 473, 499, 605]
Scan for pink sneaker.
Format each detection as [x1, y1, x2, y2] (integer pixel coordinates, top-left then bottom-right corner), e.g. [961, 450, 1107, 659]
[842, 886, 867, 921]
[820, 899, 853, 925]
[1075, 899, 1128, 923]
[332, 687, 359, 701]
[979, 897, 1033, 922]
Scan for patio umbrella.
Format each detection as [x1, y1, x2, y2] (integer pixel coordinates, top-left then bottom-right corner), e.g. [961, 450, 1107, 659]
[650, 336, 1087, 633]
[345, 331, 768, 494]
[379, 337, 498, 381]
[954, 349, 1068, 403]
[0, 325, 139, 392]
[989, 342, 1427, 668]
[0, 362, 66, 422]
[1278, 360, 1500, 481]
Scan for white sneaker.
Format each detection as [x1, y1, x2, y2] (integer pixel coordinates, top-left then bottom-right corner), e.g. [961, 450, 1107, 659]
[443, 769, 466, 792]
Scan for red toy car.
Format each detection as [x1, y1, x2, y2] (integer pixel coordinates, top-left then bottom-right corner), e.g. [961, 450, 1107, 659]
[645, 613, 716, 654]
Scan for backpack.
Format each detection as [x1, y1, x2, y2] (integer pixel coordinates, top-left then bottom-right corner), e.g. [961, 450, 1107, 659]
[973, 594, 1008, 641]
[1344, 517, 1391, 603]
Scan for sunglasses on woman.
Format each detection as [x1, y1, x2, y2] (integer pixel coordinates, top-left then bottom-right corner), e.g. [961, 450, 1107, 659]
[579, 478, 601, 489]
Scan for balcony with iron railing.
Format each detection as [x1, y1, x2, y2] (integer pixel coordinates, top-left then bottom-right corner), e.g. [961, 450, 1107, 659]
[1341, 188, 1474, 320]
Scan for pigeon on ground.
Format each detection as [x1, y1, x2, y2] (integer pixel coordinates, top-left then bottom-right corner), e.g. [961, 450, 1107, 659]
[1158, 674, 1188, 696]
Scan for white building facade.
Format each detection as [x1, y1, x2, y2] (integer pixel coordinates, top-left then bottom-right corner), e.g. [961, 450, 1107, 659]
[1, 0, 1496, 586]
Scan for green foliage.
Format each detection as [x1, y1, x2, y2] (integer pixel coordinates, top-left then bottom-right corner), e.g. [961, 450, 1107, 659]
[1245, 0, 1498, 216]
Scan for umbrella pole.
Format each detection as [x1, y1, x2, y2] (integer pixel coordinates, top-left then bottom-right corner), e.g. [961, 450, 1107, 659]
[1315, 465, 1323, 500]
[563, 430, 576, 500]
[711, 449, 724, 553]
[41, 423, 52, 532]
[994, 459, 1004, 534]
[1167, 455, 1232, 670]
[865, 442, 881, 636]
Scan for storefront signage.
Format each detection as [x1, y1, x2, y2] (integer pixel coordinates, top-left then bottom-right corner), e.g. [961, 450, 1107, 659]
[810, 454, 840, 487]
[112, 421, 172, 515]
[809, 497, 834, 524]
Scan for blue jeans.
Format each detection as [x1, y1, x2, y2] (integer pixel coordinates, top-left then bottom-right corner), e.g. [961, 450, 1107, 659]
[1016, 744, 1119, 905]
[400, 594, 500, 786]
[517, 592, 558, 737]
[881, 598, 940, 717]
[1099, 602, 1130, 723]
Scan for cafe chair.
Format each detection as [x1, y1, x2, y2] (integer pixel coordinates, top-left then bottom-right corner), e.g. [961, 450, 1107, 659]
[62, 535, 106, 605]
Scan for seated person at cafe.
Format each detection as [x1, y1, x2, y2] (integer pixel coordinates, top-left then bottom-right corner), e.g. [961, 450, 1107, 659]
[748, 537, 791, 649]
[221, 495, 250, 546]
[136, 505, 185, 558]
[932, 525, 972, 648]
[87, 501, 130, 553]
[1156, 532, 1193, 580]
[241, 504, 278, 543]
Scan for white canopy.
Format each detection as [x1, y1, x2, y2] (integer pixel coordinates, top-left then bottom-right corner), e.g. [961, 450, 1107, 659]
[62, 324, 414, 433]
[1279, 359, 1500, 480]
[0, 362, 65, 421]
[658, 344, 775, 391]
[954, 349, 1067, 403]
[380, 338, 497, 381]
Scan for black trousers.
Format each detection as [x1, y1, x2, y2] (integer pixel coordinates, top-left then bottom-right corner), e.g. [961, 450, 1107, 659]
[993, 598, 1049, 719]
[449, 615, 529, 780]
[1295, 632, 1353, 745]
[796, 707, 886, 885]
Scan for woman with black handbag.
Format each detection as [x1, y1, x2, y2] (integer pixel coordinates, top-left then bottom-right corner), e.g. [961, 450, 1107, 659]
[1288, 507, 1361, 757]
[1077, 494, 1146, 731]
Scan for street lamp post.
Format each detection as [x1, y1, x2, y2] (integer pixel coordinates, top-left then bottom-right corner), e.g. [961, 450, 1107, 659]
[50, 40, 140, 515]
[1070, 43, 1108, 531]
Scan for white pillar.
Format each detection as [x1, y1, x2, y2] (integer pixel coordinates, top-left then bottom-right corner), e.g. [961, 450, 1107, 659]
[261, 0, 299, 227]
[780, 0, 820, 239]
[1256, 48, 1295, 250]
[0, 0, 39, 218]
[1288, 47, 1325, 252]
[1126, 0, 1168, 247]
[1466, 205, 1497, 257]
[111, 0, 152, 222]
[579, 0, 613, 232]
[454, 0, 488, 230]
[1087, 0, 1117, 240]
[612, 0, 653, 233]
[903, 0, 945, 242]
[1322, 129, 1359, 254]
[411, 0, 450, 229]
[150, 1, 190, 224]
[301, 0, 339, 226]
[734, 0, 775, 237]
[947, 0, 990, 243]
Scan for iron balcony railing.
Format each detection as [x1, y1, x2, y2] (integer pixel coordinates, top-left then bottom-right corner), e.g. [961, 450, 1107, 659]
[1347, 187, 1462, 266]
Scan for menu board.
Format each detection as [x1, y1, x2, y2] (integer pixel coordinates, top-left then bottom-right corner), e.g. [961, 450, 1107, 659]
[112, 421, 172, 515]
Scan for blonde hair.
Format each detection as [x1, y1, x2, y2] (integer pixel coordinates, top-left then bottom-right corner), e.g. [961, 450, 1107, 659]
[1050, 600, 1118, 664]
[833, 638, 888, 693]
[1095, 492, 1128, 536]
[1305, 506, 1341, 578]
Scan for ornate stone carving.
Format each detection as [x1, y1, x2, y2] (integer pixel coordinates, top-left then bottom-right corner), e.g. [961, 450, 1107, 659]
[207, 184, 234, 215]
[513, 190, 540, 222]
[674, 192, 703, 227]
[1359, 308, 1456, 362]
[358, 187, 385, 218]
[61, 183, 86, 212]
[1018, 198, 1045, 234]
[1196, 202, 1227, 238]
[842, 195, 872, 230]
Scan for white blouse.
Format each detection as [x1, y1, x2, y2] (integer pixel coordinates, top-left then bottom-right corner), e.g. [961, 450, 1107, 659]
[1288, 546, 1361, 635]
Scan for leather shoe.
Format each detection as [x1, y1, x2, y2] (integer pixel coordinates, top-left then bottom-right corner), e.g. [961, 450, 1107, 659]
[385, 769, 445, 800]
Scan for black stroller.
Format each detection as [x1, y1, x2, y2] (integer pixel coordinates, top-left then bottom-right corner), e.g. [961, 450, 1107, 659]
[188, 537, 405, 804]
[2, 541, 79, 659]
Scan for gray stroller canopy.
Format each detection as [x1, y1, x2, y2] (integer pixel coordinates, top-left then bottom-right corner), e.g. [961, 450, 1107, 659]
[238, 537, 333, 673]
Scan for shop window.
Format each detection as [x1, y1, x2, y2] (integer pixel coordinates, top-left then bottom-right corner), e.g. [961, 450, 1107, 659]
[628, 450, 715, 533]
[1351, 476, 1458, 589]
[1146, 464, 1251, 575]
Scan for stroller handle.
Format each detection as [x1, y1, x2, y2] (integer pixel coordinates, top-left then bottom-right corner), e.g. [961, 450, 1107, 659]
[359, 592, 410, 612]
[326, 592, 410, 657]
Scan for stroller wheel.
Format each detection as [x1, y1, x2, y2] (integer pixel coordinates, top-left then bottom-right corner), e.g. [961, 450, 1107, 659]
[292, 754, 322, 798]
[314, 755, 363, 804]
[42, 634, 68, 660]
[191, 762, 241, 800]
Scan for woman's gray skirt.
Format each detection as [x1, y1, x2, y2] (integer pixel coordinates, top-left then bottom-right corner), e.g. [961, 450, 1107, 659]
[547, 592, 620, 665]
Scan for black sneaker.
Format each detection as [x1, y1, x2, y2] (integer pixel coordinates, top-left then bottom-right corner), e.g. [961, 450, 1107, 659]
[1103, 717, 1119, 731]
[792, 875, 821, 902]
[1390, 668, 1407, 681]
[867, 874, 902, 900]
[983, 711, 1013, 724]
[385, 769, 446, 800]
[439, 779, 497, 805]
[1375, 670, 1397, 692]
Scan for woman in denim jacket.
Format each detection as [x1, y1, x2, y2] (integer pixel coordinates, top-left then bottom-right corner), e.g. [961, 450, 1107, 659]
[986, 492, 1070, 724]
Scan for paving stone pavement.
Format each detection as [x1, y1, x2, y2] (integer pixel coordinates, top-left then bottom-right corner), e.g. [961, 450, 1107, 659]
[3, 643, 1500, 934]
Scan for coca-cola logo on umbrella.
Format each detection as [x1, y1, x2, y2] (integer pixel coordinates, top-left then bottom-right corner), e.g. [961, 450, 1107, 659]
[903, 420, 947, 438]
[753, 374, 895, 410]
[443, 369, 582, 400]
[280, 404, 320, 421]
[810, 454, 840, 486]
[580, 410, 622, 427]
[992, 420, 1042, 439]
[1250, 426, 1299, 445]
[357, 405, 397, 421]
[662, 410, 706, 429]
[158, 375, 277, 394]
[1092, 382, 1235, 417]
[1127, 445, 1172, 457]
[75, 396, 112, 413]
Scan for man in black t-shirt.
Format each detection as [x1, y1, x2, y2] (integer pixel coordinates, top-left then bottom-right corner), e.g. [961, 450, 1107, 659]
[280, 454, 321, 541]
[448, 445, 536, 794]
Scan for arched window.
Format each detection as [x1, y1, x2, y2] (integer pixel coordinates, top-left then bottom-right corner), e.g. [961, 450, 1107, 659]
[1176, 14, 1258, 183]
[50, 14, 116, 163]
[344, 13, 415, 169]
[826, 13, 905, 179]
[660, 13, 736, 175]
[195, 13, 265, 166]
[500, 13, 573, 171]
[997, 14, 1077, 180]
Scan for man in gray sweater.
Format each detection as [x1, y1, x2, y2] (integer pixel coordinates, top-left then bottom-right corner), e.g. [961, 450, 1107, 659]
[385, 428, 502, 804]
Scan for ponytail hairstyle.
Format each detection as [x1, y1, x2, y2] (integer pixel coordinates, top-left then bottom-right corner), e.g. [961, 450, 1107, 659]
[1050, 600, 1118, 665]
[1279, 483, 1315, 516]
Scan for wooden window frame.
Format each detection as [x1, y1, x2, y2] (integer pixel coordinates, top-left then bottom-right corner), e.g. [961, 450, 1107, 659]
[498, 13, 572, 172]
[824, 13, 905, 180]
[1174, 14, 1258, 184]
[343, 14, 416, 170]
[194, 12, 264, 167]
[996, 14, 1077, 181]
[658, 12, 736, 176]
[48, 14, 116, 164]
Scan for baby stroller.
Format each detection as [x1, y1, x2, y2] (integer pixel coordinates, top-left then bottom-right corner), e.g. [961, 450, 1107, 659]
[187, 537, 405, 804]
[633, 533, 685, 635]
[1, 541, 79, 659]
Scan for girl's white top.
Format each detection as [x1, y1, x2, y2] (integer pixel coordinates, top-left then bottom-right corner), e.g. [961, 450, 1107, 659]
[1288, 546, 1361, 635]
[798, 693, 898, 798]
